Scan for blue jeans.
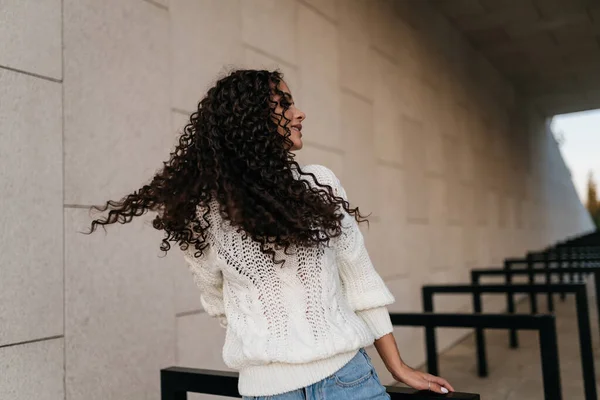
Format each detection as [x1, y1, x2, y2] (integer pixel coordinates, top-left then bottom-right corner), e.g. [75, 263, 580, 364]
[242, 347, 391, 399]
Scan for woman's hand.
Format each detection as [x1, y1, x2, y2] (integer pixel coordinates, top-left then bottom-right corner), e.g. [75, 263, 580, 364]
[371, 332, 455, 395]
[392, 364, 455, 394]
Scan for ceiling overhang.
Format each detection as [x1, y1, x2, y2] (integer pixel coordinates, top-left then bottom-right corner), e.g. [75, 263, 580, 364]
[430, 0, 600, 116]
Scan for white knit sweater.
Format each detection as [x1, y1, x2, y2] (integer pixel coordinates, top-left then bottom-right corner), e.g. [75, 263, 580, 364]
[182, 164, 396, 396]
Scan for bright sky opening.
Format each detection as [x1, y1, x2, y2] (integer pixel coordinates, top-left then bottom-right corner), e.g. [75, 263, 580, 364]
[551, 109, 600, 204]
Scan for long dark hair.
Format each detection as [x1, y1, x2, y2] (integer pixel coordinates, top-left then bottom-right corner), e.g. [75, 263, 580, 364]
[83, 69, 367, 265]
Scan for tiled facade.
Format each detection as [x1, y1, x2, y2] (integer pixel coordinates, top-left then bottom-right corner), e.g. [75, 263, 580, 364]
[0, 1, 595, 399]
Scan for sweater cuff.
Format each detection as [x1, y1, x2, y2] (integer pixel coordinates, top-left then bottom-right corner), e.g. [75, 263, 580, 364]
[355, 306, 394, 340]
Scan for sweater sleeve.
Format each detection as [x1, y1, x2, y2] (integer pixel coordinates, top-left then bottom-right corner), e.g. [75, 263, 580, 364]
[355, 306, 394, 340]
[311, 165, 396, 339]
[183, 241, 228, 329]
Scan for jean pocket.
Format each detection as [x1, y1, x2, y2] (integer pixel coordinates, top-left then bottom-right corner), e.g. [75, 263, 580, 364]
[333, 350, 374, 387]
[359, 347, 373, 365]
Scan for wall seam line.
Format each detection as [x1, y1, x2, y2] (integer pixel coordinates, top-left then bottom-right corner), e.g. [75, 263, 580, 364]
[61, 0, 66, 398]
[0, 64, 61, 83]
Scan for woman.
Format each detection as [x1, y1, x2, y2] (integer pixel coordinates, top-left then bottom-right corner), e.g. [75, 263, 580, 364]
[86, 69, 454, 399]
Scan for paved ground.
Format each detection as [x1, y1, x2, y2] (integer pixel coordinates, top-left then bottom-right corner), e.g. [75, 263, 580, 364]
[392, 282, 600, 399]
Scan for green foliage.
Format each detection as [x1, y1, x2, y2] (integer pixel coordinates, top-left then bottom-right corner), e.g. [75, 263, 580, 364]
[586, 172, 600, 229]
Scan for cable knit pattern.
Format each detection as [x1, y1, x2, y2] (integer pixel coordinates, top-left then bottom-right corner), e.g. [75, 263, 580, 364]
[182, 164, 396, 396]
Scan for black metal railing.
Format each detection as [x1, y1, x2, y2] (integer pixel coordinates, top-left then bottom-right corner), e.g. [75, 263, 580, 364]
[542, 231, 600, 249]
[471, 266, 600, 335]
[388, 312, 561, 400]
[422, 283, 596, 400]
[503, 255, 600, 313]
[160, 364, 481, 399]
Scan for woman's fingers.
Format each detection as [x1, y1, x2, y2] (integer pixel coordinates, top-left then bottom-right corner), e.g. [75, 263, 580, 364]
[429, 375, 454, 392]
[398, 368, 454, 394]
[427, 380, 449, 394]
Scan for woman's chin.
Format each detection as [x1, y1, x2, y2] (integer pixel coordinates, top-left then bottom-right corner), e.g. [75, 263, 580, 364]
[291, 141, 303, 151]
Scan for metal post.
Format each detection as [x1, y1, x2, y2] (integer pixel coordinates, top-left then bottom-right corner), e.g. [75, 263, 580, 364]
[538, 317, 562, 400]
[544, 252, 554, 312]
[160, 371, 187, 400]
[559, 250, 566, 301]
[568, 246, 575, 283]
[471, 276, 488, 378]
[575, 286, 597, 400]
[422, 287, 438, 376]
[595, 272, 600, 334]
[527, 254, 538, 314]
[504, 261, 518, 348]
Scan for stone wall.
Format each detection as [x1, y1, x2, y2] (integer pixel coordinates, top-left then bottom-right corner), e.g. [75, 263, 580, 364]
[0, 1, 593, 398]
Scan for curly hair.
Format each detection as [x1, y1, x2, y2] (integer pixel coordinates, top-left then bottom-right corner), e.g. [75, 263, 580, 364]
[83, 69, 367, 265]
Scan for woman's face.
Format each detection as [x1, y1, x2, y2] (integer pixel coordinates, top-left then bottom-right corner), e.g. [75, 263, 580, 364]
[272, 80, 306, 151]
